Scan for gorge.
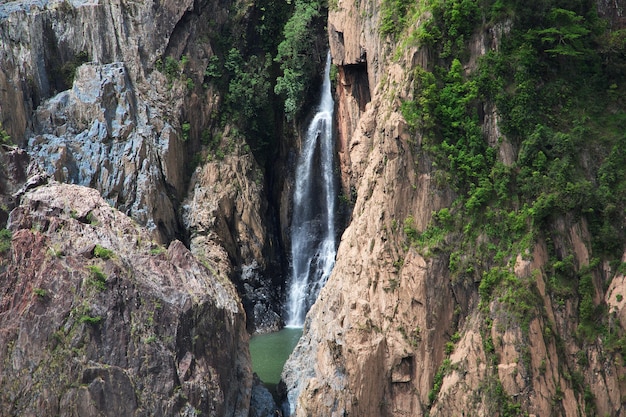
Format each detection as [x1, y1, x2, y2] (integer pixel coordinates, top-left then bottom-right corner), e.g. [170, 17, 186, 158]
[2, 0, 626, 416]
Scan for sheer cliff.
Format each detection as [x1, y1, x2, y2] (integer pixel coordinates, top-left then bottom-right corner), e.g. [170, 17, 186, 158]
[0, 0, 323, 414]
[283, 0, 626, 416]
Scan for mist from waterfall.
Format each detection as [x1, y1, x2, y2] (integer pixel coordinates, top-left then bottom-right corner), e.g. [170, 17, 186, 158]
[285, 52, 337, 328]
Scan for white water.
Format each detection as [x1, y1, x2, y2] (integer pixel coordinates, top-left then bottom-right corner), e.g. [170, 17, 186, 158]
[285, 53, 337, 328]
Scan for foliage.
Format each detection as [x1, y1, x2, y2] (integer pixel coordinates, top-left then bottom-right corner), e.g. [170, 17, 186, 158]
[274, 0, 322, 120]
[0, 228, 11, 253]
[428, 358, 452, 404]
[79, 314, 103, 325]
[33, 288, 47, 298]
[403, 214, 447, 254]
[150, 246, 166, 256]
[417, 0, 480, 59]
[204, 55, 222, 79]
[181, 122, 191, 142]
[164, 56, 181, 83]
[93, 244, 114, 259]
[0, 122, 13, 145]
[526, 8, 591, 58]
[50, 50, 89, 92]
[225, 49, 273, 125]
[87, 265, 107, 291]
[398, 2, 626, 368]
[380, 0, 415, 38]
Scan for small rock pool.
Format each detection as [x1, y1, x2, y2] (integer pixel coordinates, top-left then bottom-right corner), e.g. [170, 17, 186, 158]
[249, 327, 302, 396]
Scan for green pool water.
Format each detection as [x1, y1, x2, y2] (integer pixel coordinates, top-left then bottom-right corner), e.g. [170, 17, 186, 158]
[249, 327, 302, 393]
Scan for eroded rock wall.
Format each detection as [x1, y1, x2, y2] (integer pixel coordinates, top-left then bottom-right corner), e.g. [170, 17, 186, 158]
[0, 0, 227, 242]
[0, 152, 251, 415]
[0, 0, 285, 333]
[183, 140, 284, 333]
[284, 18, 459, 413]
[283, 0, 626, 416]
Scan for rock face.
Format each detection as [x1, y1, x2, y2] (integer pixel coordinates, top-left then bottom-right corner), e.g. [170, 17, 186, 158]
[0, 0, 204, 242]
[0, 0, 284, 333]
[0, 170, 251, 415]
[183, 143, 284, 333]
[283, 1, 626, 416]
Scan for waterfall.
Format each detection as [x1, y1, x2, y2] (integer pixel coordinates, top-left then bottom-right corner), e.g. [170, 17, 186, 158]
[285, 52, 337, 328]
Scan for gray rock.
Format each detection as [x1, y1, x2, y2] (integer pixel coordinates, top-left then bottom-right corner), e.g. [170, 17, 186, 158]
[249, 374, 279, 417]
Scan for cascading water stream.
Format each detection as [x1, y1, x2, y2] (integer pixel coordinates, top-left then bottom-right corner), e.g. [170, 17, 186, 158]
[285, 52, 337, 328]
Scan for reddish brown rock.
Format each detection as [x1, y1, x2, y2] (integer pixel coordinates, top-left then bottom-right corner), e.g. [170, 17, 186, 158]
[0, 182, 251, 416]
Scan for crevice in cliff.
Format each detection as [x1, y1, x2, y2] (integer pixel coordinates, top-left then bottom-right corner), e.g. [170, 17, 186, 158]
[339, 62, 371, 112]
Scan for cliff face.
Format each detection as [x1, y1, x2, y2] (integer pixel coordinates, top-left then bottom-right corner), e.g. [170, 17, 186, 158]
[0, 0, 285, 333]
[0, 0, 288, 408]
[0, 0, 202, 242]
[0, 149, 251, 416]
[284, 0, 626, 416]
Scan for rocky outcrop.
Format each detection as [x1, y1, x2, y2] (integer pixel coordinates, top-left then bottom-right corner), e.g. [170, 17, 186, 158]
[183, 141, 283, 334]
[28, 61, 185, 242]
[597, 0, 626, 28]
[0, 0, 286, 333]
[0, 176, 251, 416]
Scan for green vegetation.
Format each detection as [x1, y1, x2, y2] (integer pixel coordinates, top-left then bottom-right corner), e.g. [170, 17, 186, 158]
[428, 358, 452, 404]
[181, 121, 191, 142]
[79, 314, 102, 325]
[0, 228, 12, 253]
[192, 0, 326, 166]
[45, 45, 90, 93]
[149, 246, 166, 256]
[224, 48, 273, 135]
[274, 0, 323, 120]
[33, 287, 48, 298]
[87, 265, 107, 291]
[85, 212, 99, 226]
[399, 0, 626, 329]
[93, 244, 114, 259]
[204, 55, 222, 79]
[47, 244, 63, 258]
[380, 0, 415, 38]
[0, 122, 13, 145]
[394, 1, 626, 411]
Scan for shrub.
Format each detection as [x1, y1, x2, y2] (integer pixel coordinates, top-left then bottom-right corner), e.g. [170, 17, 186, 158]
[0, 228, 12, 253]
[79, 314, 102, 325]
[274, 0, 322, 120]
[87, 265, 107, 291]
[181, 122, 191, 142]
[33, 288, 47, 298]
[380, 0, 415, 38]
[93, 244, 114, 259]
[0, 122, 13, 145]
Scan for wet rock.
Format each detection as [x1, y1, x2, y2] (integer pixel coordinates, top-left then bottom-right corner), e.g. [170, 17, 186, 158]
[249, 374, 279, 417]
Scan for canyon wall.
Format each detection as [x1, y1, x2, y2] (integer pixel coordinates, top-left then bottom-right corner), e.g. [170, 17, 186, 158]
[0, 148, 251, 416]
[0, 0, 293, 414]
[283, 0, 626, 416]
[0, 0, 285, 333]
